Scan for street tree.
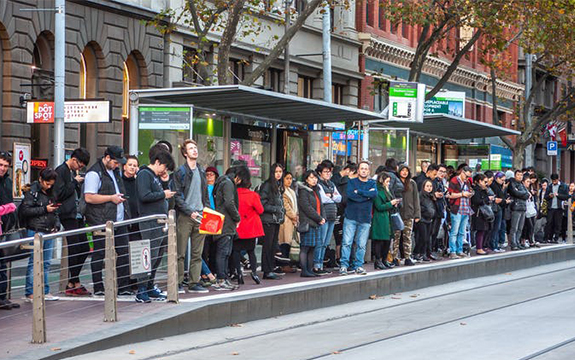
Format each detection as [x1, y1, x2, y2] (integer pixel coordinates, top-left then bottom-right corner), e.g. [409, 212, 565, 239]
[149, 0, 348, 86]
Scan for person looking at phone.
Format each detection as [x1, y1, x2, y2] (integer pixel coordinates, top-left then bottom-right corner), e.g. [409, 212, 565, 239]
[84, 146, 132, 296]
[20, 168, 60, 302]
[447, 165, 473, 258]
[54, 147, 91, 297]
[135, 150, 176, 302]
[544, 173, 570, 243]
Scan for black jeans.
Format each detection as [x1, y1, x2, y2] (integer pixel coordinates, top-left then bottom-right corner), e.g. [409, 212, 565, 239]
[61, 218, 90, 284]
[262, 223, 280, 274]
[214, 235, 233, 280]
[232, 238, 258, 276]
[414, 221, 431, 256]
[138, 220, 167, 289]
[373, 240, 391, 260]
[0, 259, 7, 300]
[545, 208, 563, 241]
[90, 225, 130, 293]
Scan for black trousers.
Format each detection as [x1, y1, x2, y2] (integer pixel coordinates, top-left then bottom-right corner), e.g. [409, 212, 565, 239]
[545, 208, 564, 241]
[0, 259, 7, 300]
[232, 238, 258, 276]
[373, 240, 391, 260]
[214, 235, 233, 280]
[90, 225, 130, 293]
[261, 223, 280, 274]
[61, 218, 90, 285]
[414, 221, 431, 256]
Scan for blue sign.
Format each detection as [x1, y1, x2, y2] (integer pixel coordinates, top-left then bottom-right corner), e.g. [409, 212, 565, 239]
[547, 141, 558, 156]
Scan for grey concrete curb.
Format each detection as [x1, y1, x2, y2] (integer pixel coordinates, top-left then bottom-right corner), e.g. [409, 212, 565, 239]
[14, 245, 575, 360]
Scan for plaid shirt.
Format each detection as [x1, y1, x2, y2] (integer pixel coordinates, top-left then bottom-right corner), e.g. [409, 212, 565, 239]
[458, 177, 473, 216]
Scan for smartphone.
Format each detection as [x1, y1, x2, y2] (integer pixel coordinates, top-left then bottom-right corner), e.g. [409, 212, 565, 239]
[122, 195, 130, 200]
[396, 198, 403, 203]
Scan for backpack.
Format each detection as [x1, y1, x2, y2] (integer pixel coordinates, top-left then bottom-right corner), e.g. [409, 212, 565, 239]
[78, 170, 103, 216]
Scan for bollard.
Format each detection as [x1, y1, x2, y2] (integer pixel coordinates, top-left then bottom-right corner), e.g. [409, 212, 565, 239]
[104, 221, 117, 322]
[167, 210, 178, 303]
[32, 233, 46, 344]
[59, 236, 69, 293]
[568, 199, 573, 245]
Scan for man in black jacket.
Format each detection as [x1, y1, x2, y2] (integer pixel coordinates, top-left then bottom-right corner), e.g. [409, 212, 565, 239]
[54, 147, 91, 296]
[174, 139, 210, 293]
[84, 146, 131, 296]
[135, 150, 175, 303]
[508, 170, 530, 250]
[544, 173, 570, 243]
[212, 166, 241, 291]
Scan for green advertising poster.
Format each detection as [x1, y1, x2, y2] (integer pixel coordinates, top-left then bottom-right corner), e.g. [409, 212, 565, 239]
[424, 91, 466, 118]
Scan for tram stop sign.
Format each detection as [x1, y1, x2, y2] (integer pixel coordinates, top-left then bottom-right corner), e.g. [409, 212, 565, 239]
[129, 239, 151, 275]
[547, 141, 558, 156]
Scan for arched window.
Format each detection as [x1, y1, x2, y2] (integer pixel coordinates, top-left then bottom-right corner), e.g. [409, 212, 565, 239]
[79, 43, 101, 161]
[122, 52, 145, 150]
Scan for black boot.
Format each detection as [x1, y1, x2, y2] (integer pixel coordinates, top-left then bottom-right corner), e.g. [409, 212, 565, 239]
[374, 259, 385, 270]
[250, 272, 261, 285]
[237, 273, 244, 285]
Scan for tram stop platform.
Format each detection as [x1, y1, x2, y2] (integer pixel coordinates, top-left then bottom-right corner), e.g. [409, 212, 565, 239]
[3, 244, 575, 360]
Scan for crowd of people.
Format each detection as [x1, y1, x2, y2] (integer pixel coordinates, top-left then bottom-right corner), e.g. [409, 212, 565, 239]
[0, 139, 572, 309]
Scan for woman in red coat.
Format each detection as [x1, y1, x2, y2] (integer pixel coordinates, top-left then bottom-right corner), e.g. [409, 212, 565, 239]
[233, 166, 264, 285]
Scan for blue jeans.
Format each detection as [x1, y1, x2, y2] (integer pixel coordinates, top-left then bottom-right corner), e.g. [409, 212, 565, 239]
[340, 218, 371, 270]
[449, 213, 469, 254]
[25, 231, 54, 297]
[314, 221, 335, 269]
[490, 209, 503, 250]
[201, 258, 211, 276]
[498, 216, 507, 245]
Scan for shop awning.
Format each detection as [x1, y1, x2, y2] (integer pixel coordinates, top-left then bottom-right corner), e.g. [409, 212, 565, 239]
[370, 114, 520, 140]
[132, 85, 385, 124]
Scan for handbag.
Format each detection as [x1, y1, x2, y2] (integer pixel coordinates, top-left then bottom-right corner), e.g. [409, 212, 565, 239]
[0, 228, 31, 262]
[289, 231, 300, 263]
[526, 199, 537, 218]
[297, 222, 309, 233]
[390, 212, 405, 232]
[478, 204, 495, 223]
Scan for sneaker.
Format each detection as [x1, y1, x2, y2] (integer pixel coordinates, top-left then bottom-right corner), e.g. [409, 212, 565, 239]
[273, 267, 286, 276]
[457, 253, 467, 258]
[213, 279, 236, 291]
[93, 290, 105, 297]
[313, 268, 331, 276]
[187, 284, 209, 294]
[274, 254, 290, 262]
[339, 267, 348, 276]
[118, 290, 135, 296]
[355, 267, 367, 275]
[135, 292, 151, 303]
[404, 258, 415, 266]
[148, 288, 166, 298]
[45, 294, 59, 301]
[23, 295, 33, 303]
[178, 285, 186, 294]
[449, 253, 459, 259]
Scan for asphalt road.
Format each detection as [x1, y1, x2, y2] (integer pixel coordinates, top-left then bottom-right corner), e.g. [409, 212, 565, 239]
[66, 261, 575, 360]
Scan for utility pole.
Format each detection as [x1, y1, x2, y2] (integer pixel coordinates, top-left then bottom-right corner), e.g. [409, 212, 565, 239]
[54, 0, 66, 166]
[524, 53, 533, 167]
[322, 3, 332, 103]
[283, 0, 291, 94]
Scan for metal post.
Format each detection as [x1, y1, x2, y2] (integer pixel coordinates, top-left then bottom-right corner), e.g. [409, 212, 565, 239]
[322, 2, 332, 103]
[283, 0, 291, 94]
[406, 129, 411, 166]
[166, 210, 178, 303]
[524, 53, 533, 167]
[58, 236, 68, 293]
[32, 233, 46, 344]
[129, 93, 139, 155]
[104, 221, 117, 322]
[54, 0, 66, 166]
[568, 198, 573, 245]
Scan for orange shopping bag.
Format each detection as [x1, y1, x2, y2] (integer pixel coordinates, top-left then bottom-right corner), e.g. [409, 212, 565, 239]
[199, 207, 225, 235]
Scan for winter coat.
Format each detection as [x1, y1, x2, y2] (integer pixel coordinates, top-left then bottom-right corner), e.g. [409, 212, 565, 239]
[371, 184, 394, 241]
[136, 166, 168, 217]
[213, 174, 241, 237]
[279, 186, 298, 245]
[385, 167, 405, 200]
[20, 182, 61, 233]
[508, 178, 530, 212]
[471, 185, 492, 231]
[419, 191, 436, 224]
[259, 180, 285, 224]
[54, 162, 81, 220]
[297, 182, 325, 230]
[490, 181, 507, 213]
[173, 163, 210, 217]
[236, 187, 265, 239]
[399, 179, 421, 221]
[544, 182, 570, 209]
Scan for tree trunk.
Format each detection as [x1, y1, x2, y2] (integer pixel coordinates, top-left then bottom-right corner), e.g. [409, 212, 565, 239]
[513, 139, 526, 169]
[217, 0, 245, 85]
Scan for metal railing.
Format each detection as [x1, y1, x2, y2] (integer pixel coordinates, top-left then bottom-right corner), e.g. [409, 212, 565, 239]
[0, 210, 179, 344]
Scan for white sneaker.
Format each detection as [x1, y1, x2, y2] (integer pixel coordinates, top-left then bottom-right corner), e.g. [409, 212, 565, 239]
[45, 294, 59, 301]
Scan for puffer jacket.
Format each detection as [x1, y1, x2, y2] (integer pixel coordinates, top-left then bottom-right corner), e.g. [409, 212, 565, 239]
[20, 182, 60, 233]
[259, 180, 285, 224]
[419, 191, 436, 223]
[471, 185, 492, 231]
[213, 174, 241, 237]
[507, 178, 530, 211]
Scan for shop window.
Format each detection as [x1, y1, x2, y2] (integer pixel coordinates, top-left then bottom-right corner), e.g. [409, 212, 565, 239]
[228, 58, 245, 85]
[297, 76, 313, 98]
[122, 52, 144, 152]
[309, 131, 331, 171]
[231, 122, 272, 189]
[79, 42, 102, 161]
[369, 130, 408, 166]
[332, 84, 344, 104]
[264, 68, 282, 92]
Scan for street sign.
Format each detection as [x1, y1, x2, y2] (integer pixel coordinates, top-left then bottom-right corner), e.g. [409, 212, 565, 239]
[547, 141, 558, 156]
[26, 100, 111, 124]
[129, 240, 151, 275]
[388, 81, 426, 122]
[138, 106, 193, 130]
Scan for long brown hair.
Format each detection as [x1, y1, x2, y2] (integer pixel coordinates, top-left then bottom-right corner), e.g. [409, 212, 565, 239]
[398, 164, 412, 191]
